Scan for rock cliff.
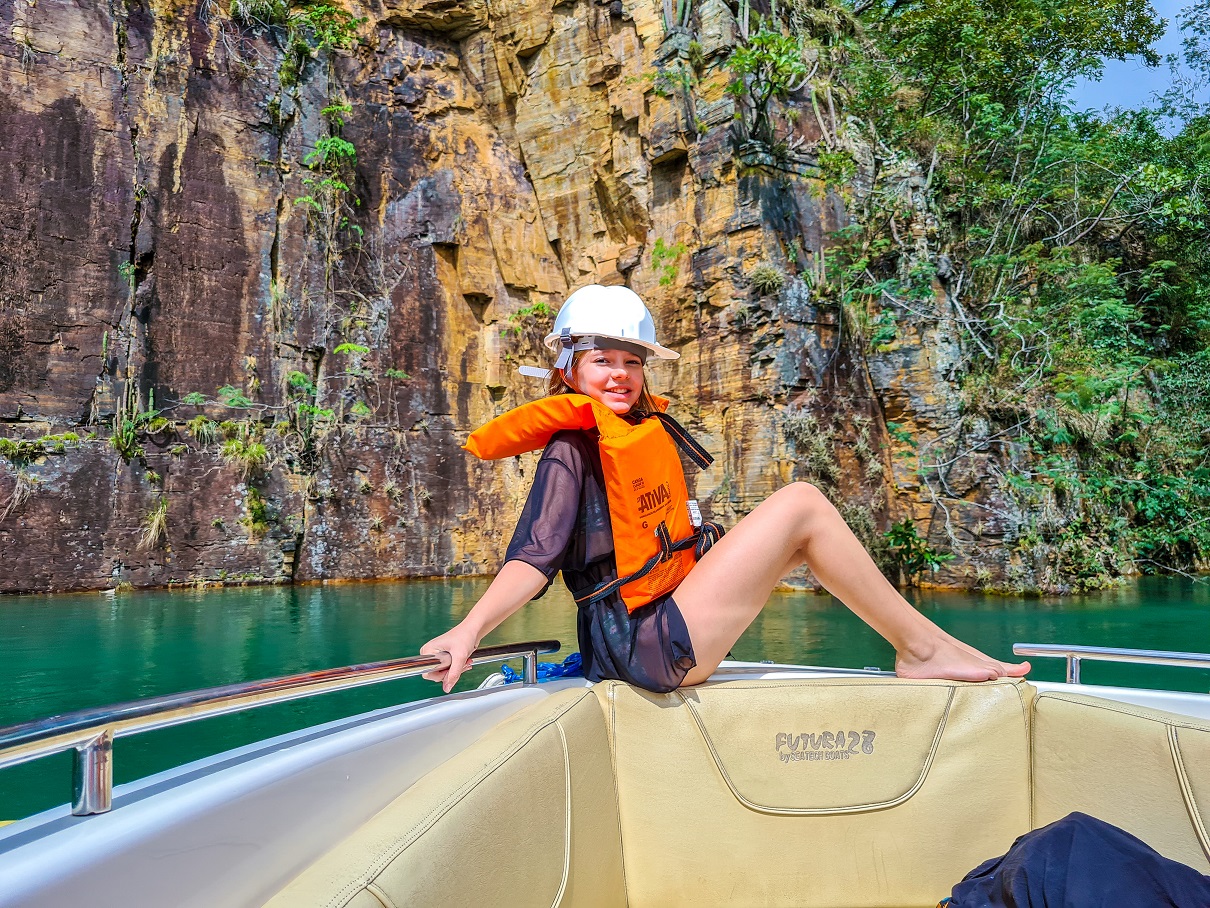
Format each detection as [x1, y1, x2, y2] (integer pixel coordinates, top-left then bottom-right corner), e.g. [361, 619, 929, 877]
[0, 0, 1018, 592]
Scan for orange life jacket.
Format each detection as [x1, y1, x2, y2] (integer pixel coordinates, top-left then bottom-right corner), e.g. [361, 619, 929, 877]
[464, 394, 723, 613]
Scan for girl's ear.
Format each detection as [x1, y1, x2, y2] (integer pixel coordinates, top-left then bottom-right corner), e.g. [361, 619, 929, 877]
[560, 367, 578, 394]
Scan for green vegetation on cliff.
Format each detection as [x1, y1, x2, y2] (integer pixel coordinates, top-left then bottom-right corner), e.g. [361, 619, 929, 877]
[832, 0, 1209, 589]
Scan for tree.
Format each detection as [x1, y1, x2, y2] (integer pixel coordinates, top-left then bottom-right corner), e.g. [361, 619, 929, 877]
[726, 23, 809, 146]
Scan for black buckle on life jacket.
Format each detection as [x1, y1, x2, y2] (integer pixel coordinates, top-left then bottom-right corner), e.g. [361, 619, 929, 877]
[695, 520, 724, 560]
[654, 522, 673, 559]
[573, 519, 727, 608]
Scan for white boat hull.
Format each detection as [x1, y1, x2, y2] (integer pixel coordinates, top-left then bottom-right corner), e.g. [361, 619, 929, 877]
[2, 665, 1208, 907]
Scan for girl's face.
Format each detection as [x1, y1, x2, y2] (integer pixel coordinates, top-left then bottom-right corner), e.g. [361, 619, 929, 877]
[571, 347, 645, 415]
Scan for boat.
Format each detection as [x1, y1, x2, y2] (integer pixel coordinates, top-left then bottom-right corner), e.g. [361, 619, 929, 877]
[0, 641, 1208, 907]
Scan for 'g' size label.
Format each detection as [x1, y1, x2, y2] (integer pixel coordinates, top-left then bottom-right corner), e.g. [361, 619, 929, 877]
[775, 730, 876, 763]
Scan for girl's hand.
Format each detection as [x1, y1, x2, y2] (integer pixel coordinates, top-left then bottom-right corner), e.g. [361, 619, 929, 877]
[419, 628, 479, 693]
[417, 562, 547, 693]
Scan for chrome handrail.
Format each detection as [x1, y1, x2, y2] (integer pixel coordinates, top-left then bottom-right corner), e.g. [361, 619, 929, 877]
[1013, 643, 1210, 684]
[0, 639, 560, 817]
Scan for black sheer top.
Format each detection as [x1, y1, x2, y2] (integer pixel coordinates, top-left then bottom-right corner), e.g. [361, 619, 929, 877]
[504, 430, 617, 602]
[503, 428, 697, 692]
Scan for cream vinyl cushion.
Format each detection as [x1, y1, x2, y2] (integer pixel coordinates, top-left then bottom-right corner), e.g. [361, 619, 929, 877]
[263, 688, 625, 908]
[1032, 689, 1210, 873]
[266, 677, 1210, 907]
[595, 678, 1035, 908]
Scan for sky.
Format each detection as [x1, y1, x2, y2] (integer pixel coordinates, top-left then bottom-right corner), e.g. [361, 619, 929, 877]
[1067, 0, 1195, 114]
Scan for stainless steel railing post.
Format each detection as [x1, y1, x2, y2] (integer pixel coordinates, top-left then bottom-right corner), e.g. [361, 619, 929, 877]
[1068, 656, 1081, 684]
[523, 650, 538, 685]
[72, 730, 113, 816]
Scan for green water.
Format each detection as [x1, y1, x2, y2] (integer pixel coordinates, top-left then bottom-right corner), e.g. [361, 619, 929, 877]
[2, 576, 1208, 820]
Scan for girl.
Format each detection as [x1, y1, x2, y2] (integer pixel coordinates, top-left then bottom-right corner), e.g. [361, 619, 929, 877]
[421, 285, 1029, 693]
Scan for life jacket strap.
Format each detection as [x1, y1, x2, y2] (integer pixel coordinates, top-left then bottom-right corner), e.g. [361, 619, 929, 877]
[694, 520, 724, 559]
[650, 412, 713, 470]
[574, 519, 727, 608]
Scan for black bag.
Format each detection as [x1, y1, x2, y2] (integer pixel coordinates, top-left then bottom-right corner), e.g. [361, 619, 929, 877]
[945, 812, 1210, 907]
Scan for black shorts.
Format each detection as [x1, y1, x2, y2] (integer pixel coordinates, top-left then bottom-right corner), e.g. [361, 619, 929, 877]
[577, 594, 696, 693]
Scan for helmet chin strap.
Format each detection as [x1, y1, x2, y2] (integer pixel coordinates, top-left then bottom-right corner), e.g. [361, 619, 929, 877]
[553, 327, 606, 371]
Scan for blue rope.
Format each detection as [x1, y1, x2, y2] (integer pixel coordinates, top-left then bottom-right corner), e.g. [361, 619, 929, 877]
[499, 652, 584, 683]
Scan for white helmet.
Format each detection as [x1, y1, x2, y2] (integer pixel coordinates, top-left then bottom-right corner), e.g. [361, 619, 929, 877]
[543, 285, 678, 371]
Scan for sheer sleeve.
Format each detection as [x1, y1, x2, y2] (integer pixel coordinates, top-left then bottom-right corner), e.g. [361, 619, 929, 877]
[504, 435, 586, 589]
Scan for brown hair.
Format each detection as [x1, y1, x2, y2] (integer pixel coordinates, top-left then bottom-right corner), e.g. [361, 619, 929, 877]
[545, 348, 660, 417]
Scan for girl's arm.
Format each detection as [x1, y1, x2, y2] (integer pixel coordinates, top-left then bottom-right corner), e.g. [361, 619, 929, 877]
[419, 559, 549, 692]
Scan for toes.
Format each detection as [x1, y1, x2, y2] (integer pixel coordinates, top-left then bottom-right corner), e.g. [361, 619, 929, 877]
[993, 660, 1031, 678]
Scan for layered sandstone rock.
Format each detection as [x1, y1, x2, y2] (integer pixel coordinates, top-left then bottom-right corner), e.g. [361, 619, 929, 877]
[0, 0, 1006, 592]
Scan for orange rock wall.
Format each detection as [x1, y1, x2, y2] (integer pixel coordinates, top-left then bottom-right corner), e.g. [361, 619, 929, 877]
[0, 0, 1008, 592]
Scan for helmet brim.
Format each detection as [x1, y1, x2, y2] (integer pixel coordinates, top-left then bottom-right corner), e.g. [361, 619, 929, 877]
[542, 332, 679, 361]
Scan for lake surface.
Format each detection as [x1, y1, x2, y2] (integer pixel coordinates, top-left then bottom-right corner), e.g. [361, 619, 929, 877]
[2, 576, 1208, 819]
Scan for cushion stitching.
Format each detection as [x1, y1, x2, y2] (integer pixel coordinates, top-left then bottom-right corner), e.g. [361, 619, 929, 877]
[1169, 727, 1210, 863]
[689, 678, 1021, 691]
[1035, 692, 1210, 732]
[1023, 686, 1039, 829]
[1008, 682, 1035, 829]
[676, 686, 960, 814]
[364, 881, 396, 908]
[1030, 695, 1038, 828]
[550, 718, 572, 908]
[322, 690, 590, 908]
[378, 694, 587, 865]
[606, 683, 632, 905]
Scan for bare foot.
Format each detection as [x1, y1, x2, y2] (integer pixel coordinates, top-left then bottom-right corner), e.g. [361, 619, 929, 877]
[942, 630, 1031, 677]
[896, 636, 1030, 682]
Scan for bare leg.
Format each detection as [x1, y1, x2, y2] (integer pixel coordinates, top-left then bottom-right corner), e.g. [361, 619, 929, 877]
[673, 483, 1030, 686]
